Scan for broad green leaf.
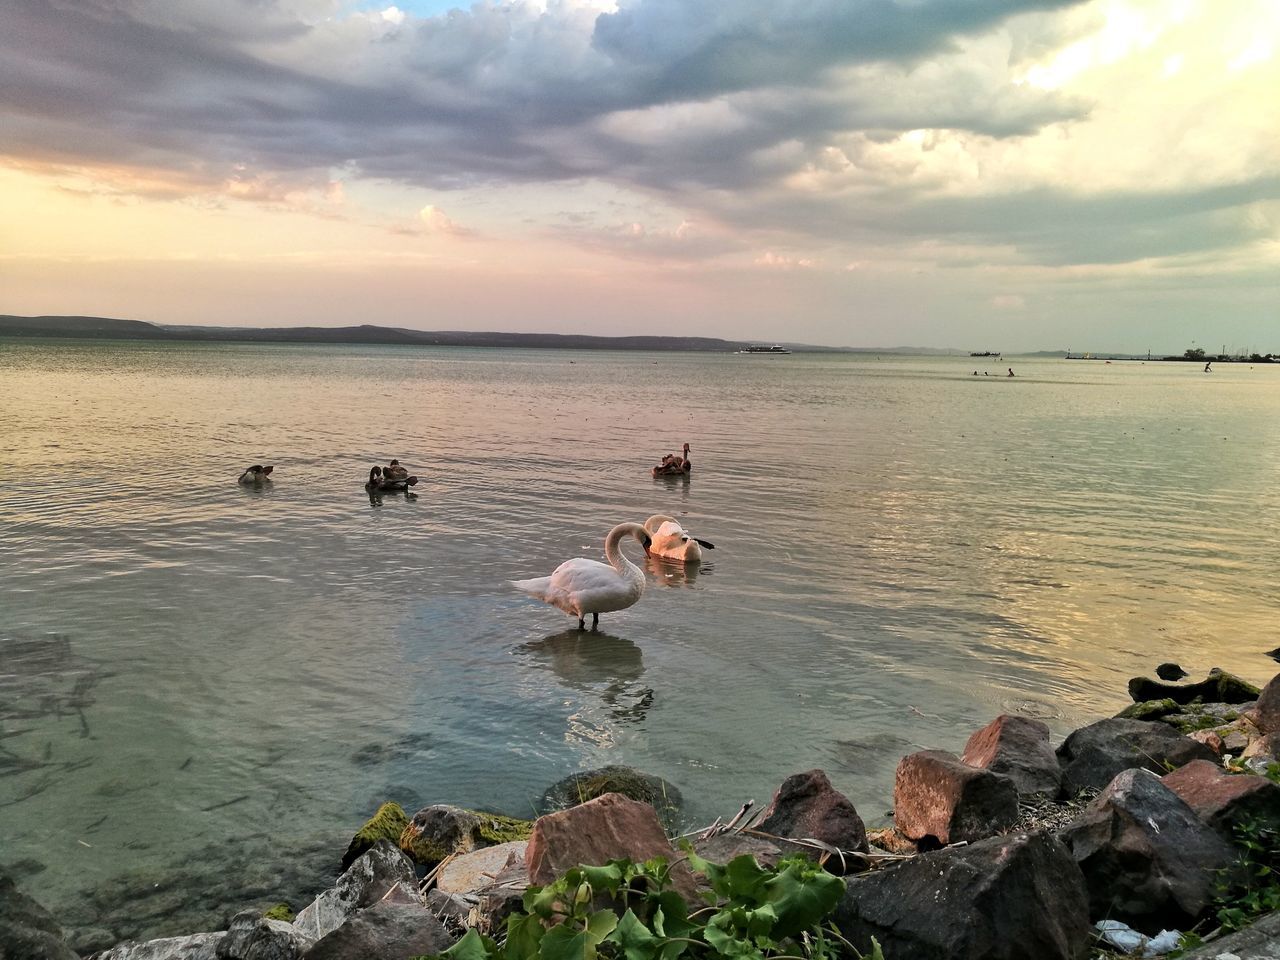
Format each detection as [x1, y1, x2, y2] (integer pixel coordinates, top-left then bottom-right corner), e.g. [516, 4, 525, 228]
[605, 908, 660, 960]
[430, 928, 498, 960]
[540, 913, 620, 960]
[722, 856, 771, 905]
[685, 851, 729, 899]
[764, 860, 844, 939]
[581, 863, 625, 897]
[505, 912, 546, 960]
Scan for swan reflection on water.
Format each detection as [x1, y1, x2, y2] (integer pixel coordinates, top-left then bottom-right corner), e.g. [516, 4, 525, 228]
[516, 628, 653, 725]
[644, 553, 709, 588]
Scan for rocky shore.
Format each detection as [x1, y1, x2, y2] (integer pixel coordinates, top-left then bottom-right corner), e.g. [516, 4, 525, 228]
[5, 667, 1280, 960]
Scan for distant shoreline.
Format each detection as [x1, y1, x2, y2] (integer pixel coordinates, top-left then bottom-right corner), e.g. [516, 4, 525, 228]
[0, 314, 971, 356]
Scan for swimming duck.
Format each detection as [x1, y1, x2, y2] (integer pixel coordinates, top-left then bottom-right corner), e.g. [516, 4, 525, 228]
[643, 514, 714, 563]
[366, 466, 418, 492]
[239, 465, 274, 484]
[651, 443, 692, 478]
[511, 522, 652, 630]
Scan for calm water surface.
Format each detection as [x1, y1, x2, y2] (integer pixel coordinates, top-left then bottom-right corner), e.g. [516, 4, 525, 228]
[1, 340, 1278, 936]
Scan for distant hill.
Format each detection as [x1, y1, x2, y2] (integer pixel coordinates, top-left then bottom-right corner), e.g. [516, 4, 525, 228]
[0, 314, 970, 355]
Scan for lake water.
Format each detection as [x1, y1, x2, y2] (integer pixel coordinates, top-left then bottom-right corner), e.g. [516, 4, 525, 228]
[2, 339, 1278, 944]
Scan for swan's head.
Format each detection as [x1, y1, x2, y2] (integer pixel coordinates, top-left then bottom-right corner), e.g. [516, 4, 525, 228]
[369, 466, 382, 481]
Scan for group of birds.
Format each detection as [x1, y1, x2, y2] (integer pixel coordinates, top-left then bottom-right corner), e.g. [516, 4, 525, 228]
[512, 514, 715, 631]
[237, 447, 714, 632]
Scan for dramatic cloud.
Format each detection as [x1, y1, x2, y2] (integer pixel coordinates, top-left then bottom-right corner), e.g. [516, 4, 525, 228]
[0, 0, 1276, 348]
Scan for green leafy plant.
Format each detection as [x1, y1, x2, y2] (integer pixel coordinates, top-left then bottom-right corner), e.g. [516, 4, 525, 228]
[425, 853, 884, 960]
[1214, 816, 1280, 932]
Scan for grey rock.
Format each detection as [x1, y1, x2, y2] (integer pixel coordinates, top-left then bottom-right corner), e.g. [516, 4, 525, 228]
[962, 714, 1063, 798]
[0, 870, 79, 960]
[1060, 768, 1237, 932]
[540, 766, 682, 822]
[424, 890, 473, 925]
[755, 769, 868, 862]
[1056, 718, 1217, 796]
[93, 933, 225, 960]
[1178, 908, 1280, 958]
[293, 842, 415, 942]
[215, 913, 313, 960]
[833, 831, 1090, 960]
[894, 750, 1019, 845]
[691, 833, 787, 869]
[304, 901, 453, 960]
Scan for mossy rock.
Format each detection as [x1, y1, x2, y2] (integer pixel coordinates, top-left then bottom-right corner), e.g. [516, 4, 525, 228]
[341, 801, 410, 870]
[540, 765, 683, 828]
[1116, 699, 1180, 722]
[262, 903, 294, 922]
[397, 804, 533, 865]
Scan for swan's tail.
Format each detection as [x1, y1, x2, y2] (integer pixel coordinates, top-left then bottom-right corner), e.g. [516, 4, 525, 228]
[510, 576, 552, 600]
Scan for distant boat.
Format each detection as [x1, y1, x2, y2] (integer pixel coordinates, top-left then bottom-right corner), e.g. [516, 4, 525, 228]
[969, 351, 1001, 357]
[738, 344, 791, 354]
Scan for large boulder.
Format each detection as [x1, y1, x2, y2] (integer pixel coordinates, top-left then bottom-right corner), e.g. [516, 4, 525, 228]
[1128, 668, 1260, 705]
[1178, 908, 1280, 958]
[214, 913, 313, 960]
[304, 900, 453, 960]
[754, 769, 869, 862]
[293, 842, 415, 942]
[341, 802, 410, 871]
[893, 750, 1018, 845]
[1055, 718, 1217, 795]
[1161, 759, 1280, 838]
[93, 933, 225, 960]
[1256, 672, 1280, 734]
[962, 715, 1063, 798]
[525, 792, 698, 899]
[0, 871, 80, 960]
[540, 766, 682, 825]
[398, 805, 532, 865]
[1059, 768, 1237, 932]
[832, 831, 1090, 960]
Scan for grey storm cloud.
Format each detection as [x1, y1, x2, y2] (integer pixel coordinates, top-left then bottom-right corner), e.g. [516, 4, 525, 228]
[0, 0, 1087, 188]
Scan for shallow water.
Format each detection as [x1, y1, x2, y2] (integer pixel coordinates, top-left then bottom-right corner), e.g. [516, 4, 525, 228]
[1, 340, 1278, 941]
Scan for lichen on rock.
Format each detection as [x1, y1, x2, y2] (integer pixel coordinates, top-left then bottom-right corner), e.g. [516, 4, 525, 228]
[540, 765, 683, 827]
[341, 802, 411, 871]
[398, 805, 532, 865]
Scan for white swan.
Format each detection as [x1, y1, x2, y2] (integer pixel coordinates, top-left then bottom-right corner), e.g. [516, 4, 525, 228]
[643, 514, 715, 563]
[511, 522, 653, 630]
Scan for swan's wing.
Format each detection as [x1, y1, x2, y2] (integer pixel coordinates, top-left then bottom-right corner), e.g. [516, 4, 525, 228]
[547, 558, 618, 594]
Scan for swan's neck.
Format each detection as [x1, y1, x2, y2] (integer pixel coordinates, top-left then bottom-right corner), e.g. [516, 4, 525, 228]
[604, 523, 646, 587]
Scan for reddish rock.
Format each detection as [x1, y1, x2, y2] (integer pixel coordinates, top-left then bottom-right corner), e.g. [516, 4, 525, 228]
[1162, 759, 1280, 837]
[1256, 672, 1280, 734]
[893, 750, 1019, 845]
[833, 831, 1090, 960]
[1060, 768, 1236, 932]
[525, 793, 697, 899]
[962, 714, 1063, 798]
[755, 769, 869, 860]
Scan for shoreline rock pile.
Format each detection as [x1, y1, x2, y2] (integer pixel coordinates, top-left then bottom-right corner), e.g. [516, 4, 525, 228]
[5, 666, 1280, 960]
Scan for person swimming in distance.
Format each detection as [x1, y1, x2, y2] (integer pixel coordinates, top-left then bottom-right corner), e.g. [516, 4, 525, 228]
[1007, 368, 1015, 377]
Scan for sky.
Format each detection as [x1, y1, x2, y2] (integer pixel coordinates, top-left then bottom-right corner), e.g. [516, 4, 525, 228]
[1, 0, 1277, 350]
